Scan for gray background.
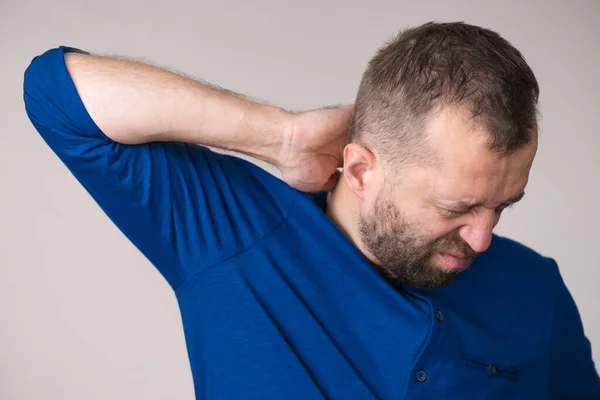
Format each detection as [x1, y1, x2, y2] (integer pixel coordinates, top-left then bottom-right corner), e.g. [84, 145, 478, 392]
[1, 0, 598, 398]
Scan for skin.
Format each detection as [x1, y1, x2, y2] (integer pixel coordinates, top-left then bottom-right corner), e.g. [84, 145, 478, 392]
[325, 106, 538, 288]
[64, 52, 535, 288]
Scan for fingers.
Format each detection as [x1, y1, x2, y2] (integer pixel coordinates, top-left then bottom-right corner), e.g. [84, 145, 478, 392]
[339, 104, 354, 118]
[321, 103, 354, 117]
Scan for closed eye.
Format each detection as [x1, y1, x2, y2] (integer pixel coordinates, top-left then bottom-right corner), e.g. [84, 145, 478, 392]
[437, 191, 525, 218]
[441, 208, 468, 218]
[442, 202, 517, 218]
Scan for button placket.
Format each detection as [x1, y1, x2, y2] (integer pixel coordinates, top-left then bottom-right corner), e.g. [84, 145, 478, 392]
[413, 305, 444, 385]
[401, 292, 442, 395]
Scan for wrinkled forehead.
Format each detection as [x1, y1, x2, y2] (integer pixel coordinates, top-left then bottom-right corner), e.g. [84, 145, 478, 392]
[424, 106, 536, 164]
[419, 107, 537, 202]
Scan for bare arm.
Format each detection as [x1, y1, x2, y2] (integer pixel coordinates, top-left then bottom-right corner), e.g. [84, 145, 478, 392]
[64, 51, 289, 166]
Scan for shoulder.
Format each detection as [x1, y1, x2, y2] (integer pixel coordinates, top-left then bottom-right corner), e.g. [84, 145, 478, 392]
[468, 234, 562, 294]
[481, 234, 559, 273]
[485, 234, 549, 263]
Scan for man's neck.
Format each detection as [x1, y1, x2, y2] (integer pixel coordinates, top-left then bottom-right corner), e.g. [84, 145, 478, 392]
[325, 175, 379, 265]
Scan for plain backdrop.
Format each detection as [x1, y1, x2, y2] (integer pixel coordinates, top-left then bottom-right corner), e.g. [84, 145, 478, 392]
[1, 0, 598, 398]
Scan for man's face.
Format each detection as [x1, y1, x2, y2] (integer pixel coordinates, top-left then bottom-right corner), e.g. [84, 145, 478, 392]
[358, 107, 537, 288]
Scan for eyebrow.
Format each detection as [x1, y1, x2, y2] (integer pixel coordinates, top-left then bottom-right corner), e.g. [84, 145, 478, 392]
[442, 191, 526, 211]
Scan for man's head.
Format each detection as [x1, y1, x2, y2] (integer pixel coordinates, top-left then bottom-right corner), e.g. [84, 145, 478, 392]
[343, 22, 539, 288]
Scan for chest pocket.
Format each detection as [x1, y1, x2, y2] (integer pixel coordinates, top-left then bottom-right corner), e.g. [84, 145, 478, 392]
[451, 345, 520, 398]
[460, 350, 518, 382]
[443, 339, 547, 400]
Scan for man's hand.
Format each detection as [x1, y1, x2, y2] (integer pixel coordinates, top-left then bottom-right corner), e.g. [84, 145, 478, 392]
[277, 104, 354, 193]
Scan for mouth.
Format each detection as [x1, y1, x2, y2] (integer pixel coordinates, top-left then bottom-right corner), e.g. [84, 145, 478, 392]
[437, 252, 471, 270]
[443, 251, 467, 259]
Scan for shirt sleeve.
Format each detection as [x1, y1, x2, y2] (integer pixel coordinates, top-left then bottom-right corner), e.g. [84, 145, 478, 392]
[548, 259, 600, 399]
[23, 46, 298, 290]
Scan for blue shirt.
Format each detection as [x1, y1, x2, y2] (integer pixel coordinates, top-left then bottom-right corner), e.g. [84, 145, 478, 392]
[23, 46, 600, 400]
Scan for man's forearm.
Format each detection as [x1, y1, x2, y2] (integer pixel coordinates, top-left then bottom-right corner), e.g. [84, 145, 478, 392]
[64, 51, 289, 166]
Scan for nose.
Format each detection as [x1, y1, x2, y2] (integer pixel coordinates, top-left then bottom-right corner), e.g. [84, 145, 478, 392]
[458, 209, 496, 253]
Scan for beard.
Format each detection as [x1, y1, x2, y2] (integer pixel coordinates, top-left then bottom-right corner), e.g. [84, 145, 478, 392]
[358, 188, 478, 288]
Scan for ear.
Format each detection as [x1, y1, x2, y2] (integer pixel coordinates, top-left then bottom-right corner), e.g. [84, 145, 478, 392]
[342, 143, 380, 200]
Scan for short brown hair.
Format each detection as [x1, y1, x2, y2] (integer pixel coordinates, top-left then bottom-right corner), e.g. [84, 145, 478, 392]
[349, 21, 540, 178]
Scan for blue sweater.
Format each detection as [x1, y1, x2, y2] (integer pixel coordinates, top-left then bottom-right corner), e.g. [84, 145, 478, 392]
[23, 46, 600, 399]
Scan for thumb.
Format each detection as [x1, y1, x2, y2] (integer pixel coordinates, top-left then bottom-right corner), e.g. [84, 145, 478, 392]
[322, 169, 342, 192]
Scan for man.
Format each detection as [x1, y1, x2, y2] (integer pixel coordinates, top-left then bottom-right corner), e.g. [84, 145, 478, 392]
[23, 21, 599, 399]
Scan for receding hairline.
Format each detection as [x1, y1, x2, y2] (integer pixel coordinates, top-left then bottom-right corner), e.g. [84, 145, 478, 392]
[376, 103, 539, 193]
[349, 21, 540, 181]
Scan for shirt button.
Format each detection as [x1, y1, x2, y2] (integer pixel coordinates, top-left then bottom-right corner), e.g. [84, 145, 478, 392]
[415, 370, 427, 382]
[436, 310, 444, 322]
[488, 365, 497, 375]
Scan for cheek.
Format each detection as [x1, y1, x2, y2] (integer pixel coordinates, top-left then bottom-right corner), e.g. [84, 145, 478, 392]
[420, 211, 461, 240]
[433, 222, 462, 241]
